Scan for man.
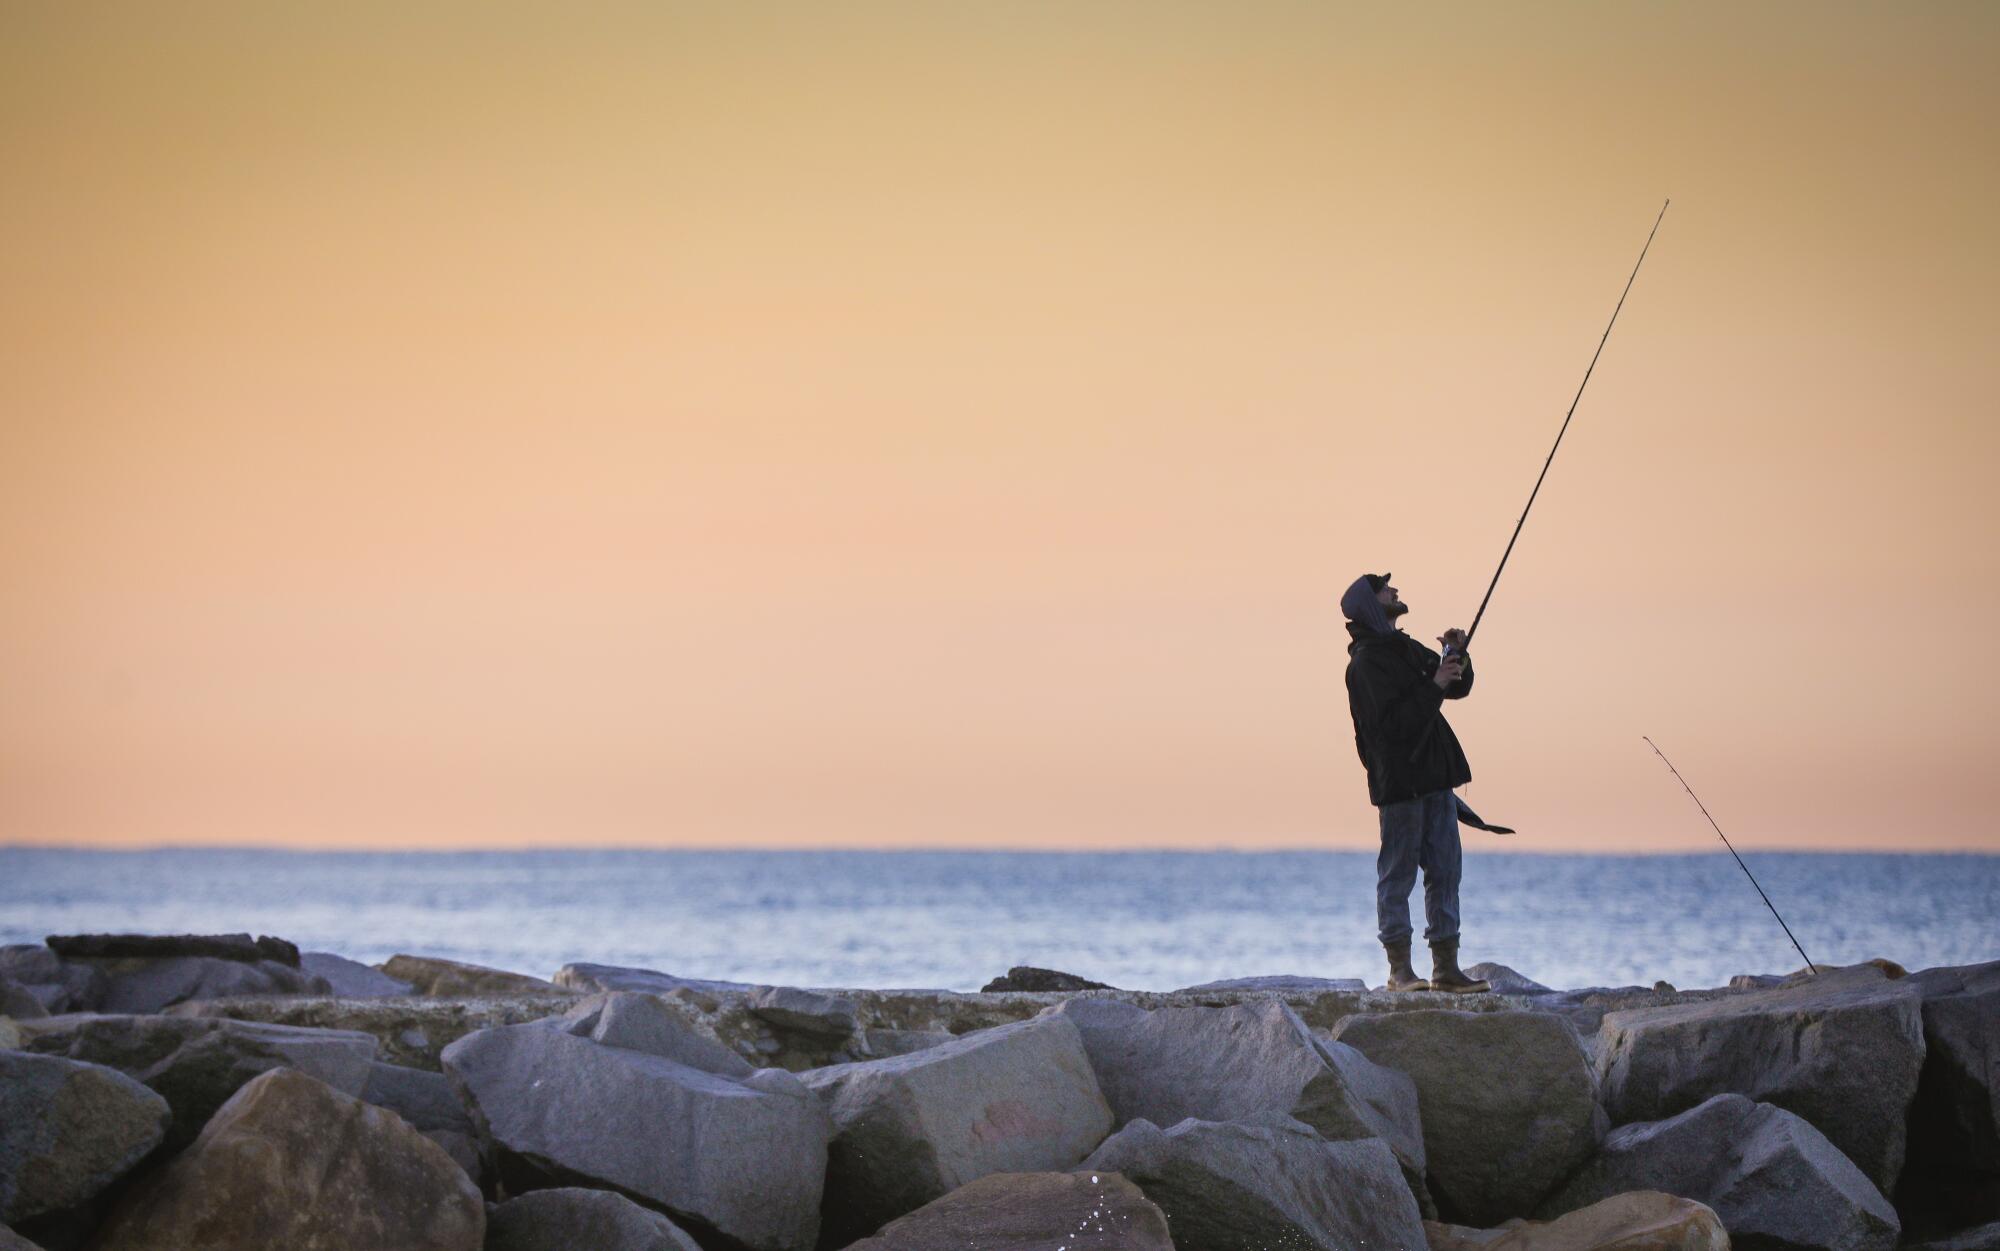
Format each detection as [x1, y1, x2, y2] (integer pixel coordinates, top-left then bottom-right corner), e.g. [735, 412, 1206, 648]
[1341, 572, 1490, 994]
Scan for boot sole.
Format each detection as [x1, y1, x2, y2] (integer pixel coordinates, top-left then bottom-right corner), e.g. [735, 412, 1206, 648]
[1432, 981, 1491, 994]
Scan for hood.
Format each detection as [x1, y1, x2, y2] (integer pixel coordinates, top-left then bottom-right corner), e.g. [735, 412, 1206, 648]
[1341, 574, 1396, 638]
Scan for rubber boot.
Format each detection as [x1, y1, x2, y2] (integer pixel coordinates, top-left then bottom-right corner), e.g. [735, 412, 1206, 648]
[1383, 940, 1430, 993]
[1428, 938, 1491, 994]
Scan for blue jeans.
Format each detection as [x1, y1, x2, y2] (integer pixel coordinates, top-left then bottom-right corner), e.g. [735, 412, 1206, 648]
[1376, 789, 1462, 946]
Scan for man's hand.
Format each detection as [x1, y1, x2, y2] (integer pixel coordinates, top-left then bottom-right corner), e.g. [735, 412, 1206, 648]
[1432, 658, 1465, 690]
[1437, 628, 1468, 653]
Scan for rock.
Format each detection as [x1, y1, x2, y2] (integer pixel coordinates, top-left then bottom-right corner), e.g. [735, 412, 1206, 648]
[1497, 985, 1741, 1050]
[748, 985, 860, 1039]
[1731, 973, 1787, 991]
[980, 967, 1117, 992]
[842, 1171, 1173, 1251]
[1333, 1008, 1603, 1226]
[546, 991, 753, 1077]
[0, 1020, 17, 1050]
[425, 1127, 482, 1179]
[442, 1018, 827, 1251]
[93, 957, 330, 1014]
[1426, 1192, 1728, 1251]
[162, 992, 585, 1070]
[1899, 961, 2000, 1233]
[379, 954, 567, 997]
[1782, 960, 1906, 987]
[1594, 963, 1925, 1194]
[1050, 998, 1429, 1207]
[18, 1013, 378, 1149]
[1081, 1115, 1427, 1251]
[1169, 975, 1368, 994]
[1466, 965, 1553, 995]
[1541, 1093, 1898, 1251]
[360, 1061, 475, 1136]
[0, 947, 104, 1014]
[46, 933, 301, 966]
[860, 1027, 953, 1057]
[301, 952, 414, 998]
[1904, 1221, 2000, 1251]
[486, 1188, 702, 1251]
[4, 936, 329, 1015]
[0, 1226, 44, 1251]
[801, 1012, 1114, 1247]
[554, 962, 757, 997]
[90, 1067, 482, 1251]
[0, 1053, 170, 1224]
[0, 978, 48, 1021]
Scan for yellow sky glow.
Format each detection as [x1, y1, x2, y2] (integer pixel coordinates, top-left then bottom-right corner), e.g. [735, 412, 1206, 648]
[2, 3, 1996, 851]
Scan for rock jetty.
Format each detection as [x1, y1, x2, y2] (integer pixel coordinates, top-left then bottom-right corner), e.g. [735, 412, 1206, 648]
[0, 935, 1994, 1251]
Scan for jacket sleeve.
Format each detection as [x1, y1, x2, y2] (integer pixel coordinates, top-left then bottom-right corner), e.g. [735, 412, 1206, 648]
[1346, 668, 1369, 766]
[1444, 652, 1474, 700]
[1349, 651, 1446, 751]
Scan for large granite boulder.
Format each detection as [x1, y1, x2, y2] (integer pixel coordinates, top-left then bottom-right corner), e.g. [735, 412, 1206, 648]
[545, 991, 753, 1077]
[1465, 964, 1553, 995]
[841, 1171, 1173, 1251]
[160, 992, 584, 1070]
[486, 1188, 702, 1251]
[1594, 964, 1925, 1195]
[301, 952, 414, 998]
[92, 957, 330, 1014]
[801, 1012, 1114, 1247]
[1899, 961, 2000, 1233]
[0, 947, 104, 1015]
[1332, 1008, 1603, 1225]
[1047, 997, 1429, 1205]
[380, 954, 567, 997]
[443, 1019, 828, 1251]
[1427, 1192, 1728, 1251]
[90, 1067, 482, 1251]
[32, 933, 328, 1013]
[748, 986, 860, 1040]
[46, 933, 301, 965]
[1541, 1093, 1898, 1251]
[0, 1053, 170, 1224]
[1081, 1115, 1426, 1251]
[359, 1060, 480, 1173]
[1, 977, 49, 1021]
[980, 967, 1116, 992]
[18, 1013, 378, 1148]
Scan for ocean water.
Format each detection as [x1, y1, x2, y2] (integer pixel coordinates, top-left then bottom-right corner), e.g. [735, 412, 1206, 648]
[2, 849, 1994, 993]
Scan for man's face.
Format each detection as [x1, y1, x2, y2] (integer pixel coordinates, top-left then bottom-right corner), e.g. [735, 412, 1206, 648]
[1376, 582, 1408, 619]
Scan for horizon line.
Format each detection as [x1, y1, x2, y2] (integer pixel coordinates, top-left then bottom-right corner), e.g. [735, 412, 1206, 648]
[3, 841, 1994, 858]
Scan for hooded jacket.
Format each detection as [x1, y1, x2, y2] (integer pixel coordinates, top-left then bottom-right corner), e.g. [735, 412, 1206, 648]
[1341, 575, 1474, 806]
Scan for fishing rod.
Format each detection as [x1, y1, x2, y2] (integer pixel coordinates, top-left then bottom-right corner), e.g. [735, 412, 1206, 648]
[1644, 736, 1818, 975]
[1443, 200, 1669, 664]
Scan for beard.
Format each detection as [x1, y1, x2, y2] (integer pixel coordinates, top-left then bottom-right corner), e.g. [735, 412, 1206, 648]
[1385, 601, 1410, 619]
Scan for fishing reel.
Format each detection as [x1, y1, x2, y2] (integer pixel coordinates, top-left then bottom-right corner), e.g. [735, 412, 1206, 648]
[1438, 630, 1469, 667]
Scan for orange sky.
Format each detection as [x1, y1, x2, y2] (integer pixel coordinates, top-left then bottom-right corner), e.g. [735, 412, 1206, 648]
[2, 3, 1995, 852]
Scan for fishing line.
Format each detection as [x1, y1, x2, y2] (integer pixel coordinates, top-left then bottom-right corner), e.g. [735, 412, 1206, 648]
[1644, 735, 1818, 976]
[1446, 199, 1670, 662]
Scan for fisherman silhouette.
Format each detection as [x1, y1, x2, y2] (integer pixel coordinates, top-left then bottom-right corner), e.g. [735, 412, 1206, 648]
[1341, 572, 1495, 994]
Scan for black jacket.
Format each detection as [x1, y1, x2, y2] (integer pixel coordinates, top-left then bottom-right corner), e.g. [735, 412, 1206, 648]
[1345, 621, 1474, 806]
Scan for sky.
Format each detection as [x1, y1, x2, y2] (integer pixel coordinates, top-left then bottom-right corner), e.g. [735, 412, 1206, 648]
[2, 3, 1995, 852]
